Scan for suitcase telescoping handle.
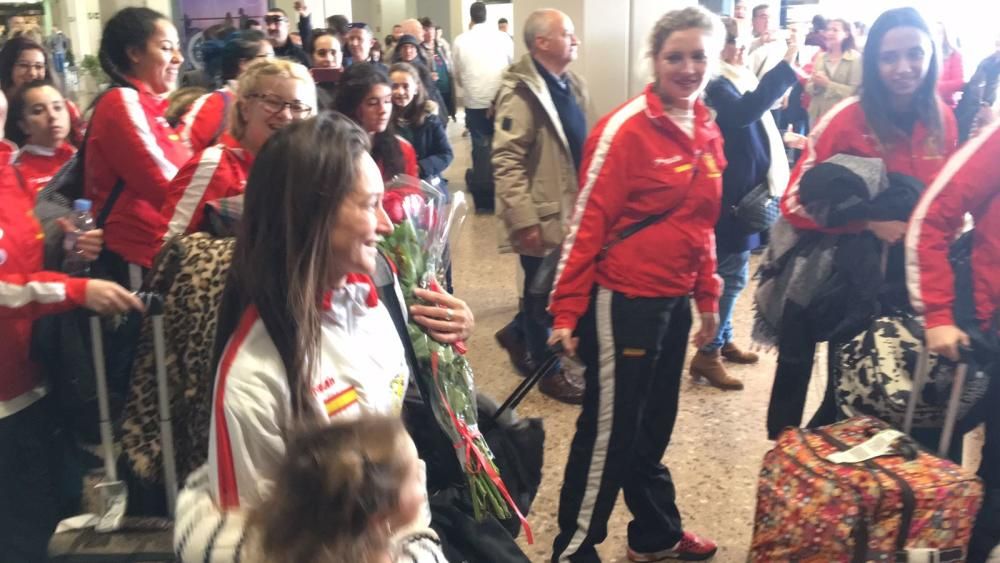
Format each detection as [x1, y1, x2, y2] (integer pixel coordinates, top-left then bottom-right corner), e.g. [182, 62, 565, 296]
[493, 342, 564, 422]
[903, 346, 973, 457]
[90, 293, 178, 516]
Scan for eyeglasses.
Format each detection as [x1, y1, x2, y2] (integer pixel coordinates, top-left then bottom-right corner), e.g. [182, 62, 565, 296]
[265, 15, 288, 24]
[15, 62, 45, 72]
[247, 93, 311, 116]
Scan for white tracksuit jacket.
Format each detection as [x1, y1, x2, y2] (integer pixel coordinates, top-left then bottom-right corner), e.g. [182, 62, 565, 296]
[174, 275, 443, 562]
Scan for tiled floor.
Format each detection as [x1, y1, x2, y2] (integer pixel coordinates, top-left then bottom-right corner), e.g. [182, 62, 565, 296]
[441, 117, 985, 562]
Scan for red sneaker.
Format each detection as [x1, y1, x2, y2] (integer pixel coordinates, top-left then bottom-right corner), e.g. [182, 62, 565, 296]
[626, 531, 718, 562]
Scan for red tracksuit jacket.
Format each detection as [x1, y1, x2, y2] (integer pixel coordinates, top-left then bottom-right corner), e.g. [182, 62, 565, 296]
[160, 133, 253, 241]
[782, 97, 957, 233]
[549, 84, 725, 332]
[180, 86, 235, 154]
[0, 164, 87, 415]
[84, 79, 192, 268]
[14, 142, 76, 194]
[907, 119, 1000, 332]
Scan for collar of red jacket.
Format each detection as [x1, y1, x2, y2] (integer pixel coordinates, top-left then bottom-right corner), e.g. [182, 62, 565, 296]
[219, 133, 255, 168]
[124, 76, 171, 110]
[19, 142, 76, 160]
[642, 83, 721, 146]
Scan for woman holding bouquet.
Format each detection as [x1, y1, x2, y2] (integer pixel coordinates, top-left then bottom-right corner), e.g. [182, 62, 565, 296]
[173, 112, 478, 562]
[548, 7, 726, 561]
[335, 62, 419, 181]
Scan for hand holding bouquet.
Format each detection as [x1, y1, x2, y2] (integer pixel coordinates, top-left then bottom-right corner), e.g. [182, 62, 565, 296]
[379, 176, 533, 542]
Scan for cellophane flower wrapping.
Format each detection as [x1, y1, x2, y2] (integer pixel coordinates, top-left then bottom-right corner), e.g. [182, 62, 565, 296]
[378, 176, 522, 527]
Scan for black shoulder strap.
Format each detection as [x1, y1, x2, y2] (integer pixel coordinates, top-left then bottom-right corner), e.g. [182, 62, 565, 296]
[374, 252, 420, 380]
[83, 88, 125, 229]
[598, 154, 703, 260]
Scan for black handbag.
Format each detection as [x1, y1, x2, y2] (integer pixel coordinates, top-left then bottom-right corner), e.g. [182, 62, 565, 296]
[732, 182, 779, 234]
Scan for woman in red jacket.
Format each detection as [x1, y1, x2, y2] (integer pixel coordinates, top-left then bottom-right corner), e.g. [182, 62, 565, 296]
[161, 58, 314, 240]
[0, 102, 143, 557]
[935, 21, 964, 108]
[0, 35, 85, 147]
[335, 62, 418, 181]
[771, 7, 958, 437]
[8, 81, 75, 192]
[180, 30, 274, 153]
[906, 120, 1000, 563]
[548, 7, 725, 562]
[85, 7, 191, 288]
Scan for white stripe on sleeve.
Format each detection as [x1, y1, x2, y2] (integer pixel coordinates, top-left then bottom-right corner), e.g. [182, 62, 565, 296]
[164, 146, 225, 241]
[119, 88, 180, 181]
[0, 280, 67, 308]
[905, 117, 1000, 314]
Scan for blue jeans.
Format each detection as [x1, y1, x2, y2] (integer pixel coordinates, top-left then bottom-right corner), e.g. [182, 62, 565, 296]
[701, 250, 750, 352]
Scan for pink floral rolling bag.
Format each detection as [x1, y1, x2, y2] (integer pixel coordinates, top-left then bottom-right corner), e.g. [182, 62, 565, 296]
[750, 416, 982, 562]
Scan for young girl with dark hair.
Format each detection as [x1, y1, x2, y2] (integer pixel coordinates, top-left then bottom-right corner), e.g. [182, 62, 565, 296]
[389, 62, 452, 196]
[770, 7, 958, 438]
[85, 7, 191, 287]
[9, 80, 75, 193]
[335, 62, 418, 181]
[0, 35, 84, 146]
[174, 112, 472, 562]
[181, 30, 274, 153]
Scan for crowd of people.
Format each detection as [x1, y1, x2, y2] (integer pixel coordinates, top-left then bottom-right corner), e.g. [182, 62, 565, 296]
[0, 1, 998, 562]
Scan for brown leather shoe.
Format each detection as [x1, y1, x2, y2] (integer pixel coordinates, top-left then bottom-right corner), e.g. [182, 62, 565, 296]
[539, 368, 584, 405]
[690, 350, 744, 390]
[495, 324, 536, 377]
[721, 342, 759, 364]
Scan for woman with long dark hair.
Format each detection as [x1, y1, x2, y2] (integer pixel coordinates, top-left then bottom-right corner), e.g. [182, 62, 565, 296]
[767, 7, 958, 438]
[84, 7, 191, 288]
[0, 35, 84, 146]
[174, 112, 473, 562]
[335, 62, 418, 181]
[181, 30, 273, 153]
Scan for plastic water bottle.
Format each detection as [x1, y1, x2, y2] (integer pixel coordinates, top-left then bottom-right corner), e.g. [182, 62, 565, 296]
[62, 198, 95, 276]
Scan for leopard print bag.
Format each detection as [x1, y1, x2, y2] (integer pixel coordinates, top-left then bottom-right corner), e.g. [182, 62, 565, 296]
[121, 233, 235, 485]
[835, 313, 989, 429]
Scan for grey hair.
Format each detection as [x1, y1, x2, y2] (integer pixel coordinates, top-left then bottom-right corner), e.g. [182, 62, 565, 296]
[523, 9, 561, 52]
[648, 6, 725, 60]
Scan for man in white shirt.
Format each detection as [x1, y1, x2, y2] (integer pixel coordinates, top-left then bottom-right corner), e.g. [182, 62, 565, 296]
[452, 1, 514, 211]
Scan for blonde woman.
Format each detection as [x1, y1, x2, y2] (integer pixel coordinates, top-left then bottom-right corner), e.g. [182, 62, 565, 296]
[159, 58, 315, 240]
[548, 7, 726, 561]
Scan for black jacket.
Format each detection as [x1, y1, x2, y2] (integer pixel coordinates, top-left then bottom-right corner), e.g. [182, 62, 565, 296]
[396, 102, 453, 191]
[705, 61, 798, 254]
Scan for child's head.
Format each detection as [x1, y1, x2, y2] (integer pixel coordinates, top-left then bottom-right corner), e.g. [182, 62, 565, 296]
[250, 415, 424, 563]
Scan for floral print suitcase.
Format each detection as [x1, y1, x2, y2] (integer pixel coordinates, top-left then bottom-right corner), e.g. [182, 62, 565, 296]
[750, 416, 982, 562]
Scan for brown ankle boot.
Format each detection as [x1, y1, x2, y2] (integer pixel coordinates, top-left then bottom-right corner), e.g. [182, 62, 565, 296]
[721, 342, 759, 364]
[690, 350, 744, 390]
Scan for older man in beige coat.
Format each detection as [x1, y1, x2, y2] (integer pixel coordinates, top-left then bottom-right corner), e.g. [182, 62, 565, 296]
[492, 8, 589, 404]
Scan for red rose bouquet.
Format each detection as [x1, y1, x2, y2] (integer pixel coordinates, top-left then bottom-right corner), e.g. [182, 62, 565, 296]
[379, 176, 532, 541]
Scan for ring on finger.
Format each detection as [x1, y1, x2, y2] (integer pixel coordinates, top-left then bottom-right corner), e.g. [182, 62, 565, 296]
[445, 307, 454, 322]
